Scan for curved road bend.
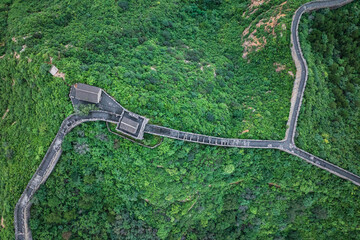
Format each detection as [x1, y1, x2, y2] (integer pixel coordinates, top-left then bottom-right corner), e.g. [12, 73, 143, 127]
[14, 111, 120, 240]
[14, 0, 359, 239]
[285, 0, 354, 144]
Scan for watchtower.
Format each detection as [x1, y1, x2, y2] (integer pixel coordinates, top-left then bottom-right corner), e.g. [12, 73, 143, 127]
[74, 83, 102, 104]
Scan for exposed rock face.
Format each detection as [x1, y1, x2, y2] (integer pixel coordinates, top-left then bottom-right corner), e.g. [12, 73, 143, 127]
[274, 62, 286, 72]
[1, 216, 5, 228]
[242, 1, 288, 59]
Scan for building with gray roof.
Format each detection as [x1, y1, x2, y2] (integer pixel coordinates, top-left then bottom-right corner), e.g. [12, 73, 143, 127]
[74, 83, 102, 103]
[116, 111, 148, 140]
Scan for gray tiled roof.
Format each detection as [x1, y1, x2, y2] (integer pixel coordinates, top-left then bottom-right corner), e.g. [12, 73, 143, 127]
[75, 83, 102, 103]
[119, 116, 139, 134]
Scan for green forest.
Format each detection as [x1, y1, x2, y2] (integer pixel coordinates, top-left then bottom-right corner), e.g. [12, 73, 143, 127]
[0, 0, 359, 239]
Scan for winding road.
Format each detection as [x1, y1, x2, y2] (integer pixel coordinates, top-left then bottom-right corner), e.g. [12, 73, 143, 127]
[14, 0, 358, 239]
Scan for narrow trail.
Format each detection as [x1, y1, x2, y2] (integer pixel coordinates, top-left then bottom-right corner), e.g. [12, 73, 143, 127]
[14, 1, 358, 239]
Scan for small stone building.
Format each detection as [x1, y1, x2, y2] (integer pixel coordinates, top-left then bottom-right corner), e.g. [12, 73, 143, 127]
[74, 83, 102, 104]
[116, 111, 148, 140]
[49, 65, 58, 76]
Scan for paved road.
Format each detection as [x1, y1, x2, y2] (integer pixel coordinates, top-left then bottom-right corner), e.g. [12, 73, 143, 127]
[14, 0, 358, 239]
[285, 0, 354, 144]
[14, 111, 120, 240]
[144, 125, 360, 186]
[145, 124, 285, 148]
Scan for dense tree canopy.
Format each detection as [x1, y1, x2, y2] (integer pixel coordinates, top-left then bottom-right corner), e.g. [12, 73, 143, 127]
[1, 0, 359, 239]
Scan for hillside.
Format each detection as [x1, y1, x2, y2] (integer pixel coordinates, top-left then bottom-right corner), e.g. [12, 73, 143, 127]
[1, 0, 359, 239]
